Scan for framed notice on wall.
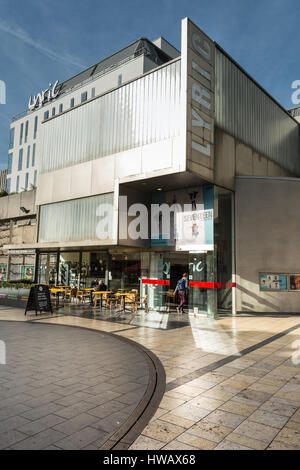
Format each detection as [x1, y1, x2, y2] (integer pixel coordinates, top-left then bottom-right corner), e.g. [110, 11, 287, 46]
[289, 274, 300, 291]
[0, 265, 7, 281]
[259, 273, 288, 291]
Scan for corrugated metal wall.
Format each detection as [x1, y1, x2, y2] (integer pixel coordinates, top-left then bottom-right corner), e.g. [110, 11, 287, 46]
[38, 193, 113, 243]
[40, 60, 181, 174]
[215, 48, 300, 175]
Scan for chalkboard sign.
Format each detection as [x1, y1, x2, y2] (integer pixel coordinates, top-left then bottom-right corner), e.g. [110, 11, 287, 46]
[25, 284, 53, 316]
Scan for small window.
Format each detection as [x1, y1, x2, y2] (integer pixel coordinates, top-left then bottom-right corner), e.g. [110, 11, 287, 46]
[19, 123, 24, 145]
[59, 104, 63, 113]
[25, 173, 29, 190]
[33, 170, 37, 187]
[32, 143, 36, 167]
[18, 149, 23, 171]
[9, 128, 15, 149]
[16, 175, 20, 193]
[24, 121, 29, 143]
[70, 98, 75, 108]
[6, 178, 11, 193]
[81, 91, 87, 103]
[118, 74, 122, 86]
[52, 107, 56, 117]
[26, 146, 31, 168]
[7, 153, 13, 174]
[44, 111, 49, 120]
[34, 116, 38, 139]
[91, 87, 95, 98]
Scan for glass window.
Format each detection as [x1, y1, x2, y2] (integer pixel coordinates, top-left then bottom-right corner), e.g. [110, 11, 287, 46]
[118, 74, 122, 86]
[81, 91, 87, 103]
[25, 173, 29, 190]
[52, 107, 56, 117]
[16, 175, 20, 192]
[44, 111, 49, 120]
[19, 123, 24, 145]
[33, 169, 37, 187]
[18, 149, 23, 171]
[38, 253, 57, 285]
[26, 146, 30, 168]
[34, 116, 38, 139]
[91, 87, 95, 98]
[70, 98, 75, 108]
[7, 153, 13, 174]
[6, 178, 11, 193]
[9, 128, 15, 149]
[59, 104, 63, 113]
[32, 143, 36, 166]
[24, 121, 29, 143]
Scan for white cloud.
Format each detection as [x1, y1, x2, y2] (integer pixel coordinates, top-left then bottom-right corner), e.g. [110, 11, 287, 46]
[0, 19, 86, 69]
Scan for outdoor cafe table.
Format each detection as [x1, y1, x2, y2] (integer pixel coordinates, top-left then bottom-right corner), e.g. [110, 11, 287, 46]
[114, 292, 132, 313]
[49, 288, 66, 308]
[93, 291, 113, 308]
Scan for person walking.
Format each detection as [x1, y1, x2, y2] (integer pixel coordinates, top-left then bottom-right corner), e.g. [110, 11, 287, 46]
[174, 273, 189, 314]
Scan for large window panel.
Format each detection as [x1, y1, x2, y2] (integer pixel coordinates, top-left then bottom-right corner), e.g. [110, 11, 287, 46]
[40, 60, 181, 173]
[38, 193, 114, 243]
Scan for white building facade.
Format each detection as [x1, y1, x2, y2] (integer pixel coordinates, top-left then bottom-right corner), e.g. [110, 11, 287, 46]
[4, 18, 300, 317]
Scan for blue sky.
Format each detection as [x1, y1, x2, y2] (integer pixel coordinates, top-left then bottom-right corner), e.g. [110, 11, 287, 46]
[0, 0, 299, 169]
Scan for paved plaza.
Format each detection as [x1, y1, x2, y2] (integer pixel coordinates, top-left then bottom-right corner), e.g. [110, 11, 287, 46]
[0, 306, 300, 450]
[0, 318, 150, 450]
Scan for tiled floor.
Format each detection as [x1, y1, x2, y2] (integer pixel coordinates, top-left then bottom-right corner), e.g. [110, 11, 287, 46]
[0, 306, 300, 450]
[0, 318, 149, 450]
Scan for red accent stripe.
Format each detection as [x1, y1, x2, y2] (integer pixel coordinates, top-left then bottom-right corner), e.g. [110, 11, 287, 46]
[189, 281, 236, 289]
[142, 279, 170, 286]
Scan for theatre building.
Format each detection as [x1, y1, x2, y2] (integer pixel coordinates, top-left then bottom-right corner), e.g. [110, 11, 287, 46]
[5, 18, 300, 317]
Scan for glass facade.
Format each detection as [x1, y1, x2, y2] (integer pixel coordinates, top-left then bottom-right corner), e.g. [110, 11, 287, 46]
[35, 184, 234, 317]
[40, 60, 181, 173]
[38, 193, 114, 243]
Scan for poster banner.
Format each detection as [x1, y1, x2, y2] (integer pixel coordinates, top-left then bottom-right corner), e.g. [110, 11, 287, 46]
[21, 266, 35, 281]
[0, 265, 7, 281]
[289, 275, 300, 291]
[259, 273, 287, 291]
[176, 208, 214, 251]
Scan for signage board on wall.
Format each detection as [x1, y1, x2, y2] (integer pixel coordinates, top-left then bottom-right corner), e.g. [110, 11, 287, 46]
[176, 208, 214, 251]
[289, 274, 300, 290]
[259, 273, 287, 291]
[181, 17, 215, 167]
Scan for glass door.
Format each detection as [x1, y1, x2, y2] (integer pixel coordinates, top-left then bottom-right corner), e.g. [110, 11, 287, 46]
[188, 251, 217, 316]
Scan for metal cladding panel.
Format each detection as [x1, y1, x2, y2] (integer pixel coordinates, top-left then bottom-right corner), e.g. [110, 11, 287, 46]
[40, 60, 181, 174]
[215, 48, 300, 175]
[38, 192, 113, 243]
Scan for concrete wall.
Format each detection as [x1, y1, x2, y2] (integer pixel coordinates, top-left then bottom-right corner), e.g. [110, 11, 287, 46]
[235, 176, 300, 313]
[214, 128, 293, 191]
[0, 189, 37, 220]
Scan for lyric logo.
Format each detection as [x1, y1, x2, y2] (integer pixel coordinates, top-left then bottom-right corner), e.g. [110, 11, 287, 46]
[291, 80, 300, 105]
[0, 340, 6, 364]
[291, 340, 300, 365]
[0, 80, 6, 104]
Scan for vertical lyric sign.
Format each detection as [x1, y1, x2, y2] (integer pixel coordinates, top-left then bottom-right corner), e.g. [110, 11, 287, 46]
[181, 17, 215, 164]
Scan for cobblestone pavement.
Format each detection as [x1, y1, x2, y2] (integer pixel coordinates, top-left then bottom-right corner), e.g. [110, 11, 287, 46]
[0, 320, 149, 450]
[0, 307, 300, 450]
